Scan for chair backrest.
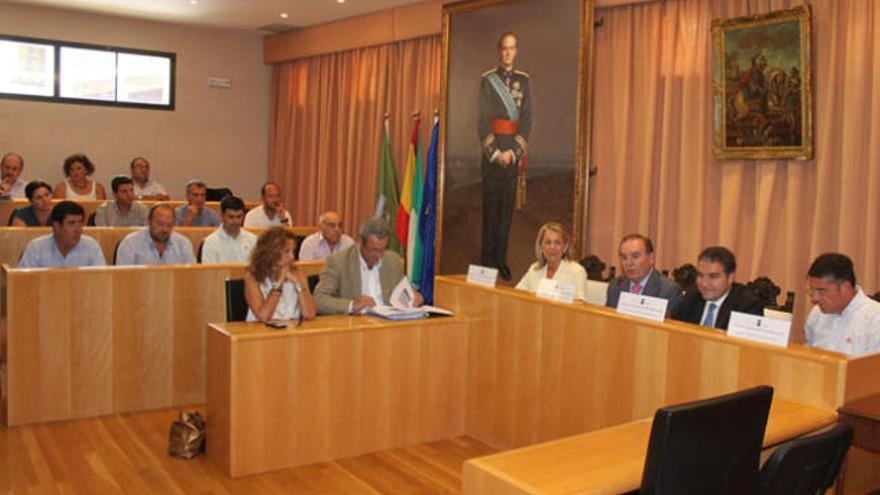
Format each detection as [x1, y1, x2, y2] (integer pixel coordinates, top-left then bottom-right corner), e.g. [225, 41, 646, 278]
[87, 211, 96, 226]
[225, 278, 248, 322]
[7, 208, 18, 226]
[112, 239, 122, 265]
[585, 280, 608, 306]
[639, 385, 774, 495]
[307, 274, 320, 294]
[206, 187, 232, 202]
[758, 423, 853, 495]
[196, 239, 204, 263]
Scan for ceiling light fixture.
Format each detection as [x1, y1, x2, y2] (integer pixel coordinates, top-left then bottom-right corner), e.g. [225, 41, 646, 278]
[280, 12, 290, 18]
[337, 0, 346, 4]
[190, 0, 197, 4]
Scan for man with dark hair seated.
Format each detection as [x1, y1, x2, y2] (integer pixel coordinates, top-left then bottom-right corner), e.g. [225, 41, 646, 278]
[606, 233, 681, 314]
[201, 195, 256, 263]
[18, 201, 106, 268]
[94, 175, 147, 227]
[671, 246, 764, 330]
[805, 252, 880, 356]
[116, 203, 195, 265]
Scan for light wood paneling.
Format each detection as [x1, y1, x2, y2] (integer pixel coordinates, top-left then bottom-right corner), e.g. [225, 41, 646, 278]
[263, 0, 443, 63]
[0, 406, 495, 495]
[206, 317, 468, 477]
[0, 199, 260, 227]
[2, 263, 254, 425]
[434, 275, 880, 451]
[461, 399, 839, 495]
[0, 225, 318, 267]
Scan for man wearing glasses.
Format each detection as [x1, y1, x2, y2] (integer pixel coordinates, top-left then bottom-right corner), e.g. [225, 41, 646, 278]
[805, 253, 880, 356]
[299, 210, 354, 261]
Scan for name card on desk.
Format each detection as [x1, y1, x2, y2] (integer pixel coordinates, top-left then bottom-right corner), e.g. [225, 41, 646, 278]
[467, 264, 498, 287]
[616, 292, 668, 322]
[535, 279, 576, 304]
[727, 311, 792, 347]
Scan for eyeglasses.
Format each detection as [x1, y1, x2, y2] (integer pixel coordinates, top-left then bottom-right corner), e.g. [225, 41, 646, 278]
[806, 285, 839, 297]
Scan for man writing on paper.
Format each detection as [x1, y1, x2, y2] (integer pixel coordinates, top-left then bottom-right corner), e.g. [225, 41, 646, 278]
[805, 253, 880, 356]
[314, 218, 422, 315]
[671, 246, 764, 330]
[606, 234, 681, 313]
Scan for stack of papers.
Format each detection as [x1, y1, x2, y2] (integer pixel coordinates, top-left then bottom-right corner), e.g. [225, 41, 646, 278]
[366, 305, 429, 320]
[364, 279, 455, 320]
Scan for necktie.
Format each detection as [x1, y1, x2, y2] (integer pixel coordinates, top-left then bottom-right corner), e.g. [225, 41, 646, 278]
[702, 302, 717, 327]
[631, 284, 642, 295]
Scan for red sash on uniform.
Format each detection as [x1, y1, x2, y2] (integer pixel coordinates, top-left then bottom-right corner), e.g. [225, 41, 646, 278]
[490, 119, 519, 135]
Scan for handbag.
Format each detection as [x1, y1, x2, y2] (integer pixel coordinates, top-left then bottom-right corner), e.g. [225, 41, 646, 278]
[168, 411, 206, 459]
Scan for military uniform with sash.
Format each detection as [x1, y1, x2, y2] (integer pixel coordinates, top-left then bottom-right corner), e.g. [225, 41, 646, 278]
[478, 66, 531, 278]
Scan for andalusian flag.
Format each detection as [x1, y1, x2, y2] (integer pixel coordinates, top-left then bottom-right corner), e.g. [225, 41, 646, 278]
[375, 116, 402, 254]
[408, 124, 425, 284]
[418, 115, 440, 304]
[395, 116, 421, 264]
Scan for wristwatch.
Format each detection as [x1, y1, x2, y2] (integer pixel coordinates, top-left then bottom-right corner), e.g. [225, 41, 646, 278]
[271, 282, 283, 293]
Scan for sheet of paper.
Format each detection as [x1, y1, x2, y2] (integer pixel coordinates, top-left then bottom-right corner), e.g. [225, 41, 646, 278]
[390, 277, 416, 309]
[727, 311, 792, 347]
[535, 278, 577, 304]
[615, 292, 669, 322]
[467, 264, 498, 287]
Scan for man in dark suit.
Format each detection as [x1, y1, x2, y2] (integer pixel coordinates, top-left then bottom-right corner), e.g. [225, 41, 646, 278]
[479, 31, 531, 281]
[314, 217, 422, 315]
[606, 234, 681, 314]
[671, 246, 764, 330]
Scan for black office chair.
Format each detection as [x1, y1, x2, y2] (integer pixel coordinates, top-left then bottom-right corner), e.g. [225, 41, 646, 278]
[87, 211, 96, 226]
[307, 274, 320, 294]
[112, 239, 123, 265]
[758, 423, 853, 495]
[225, 278, 248, 322]
[196, 239, 205, 263]
[7, 208, 18, 225]
[639, 385, 774, 495]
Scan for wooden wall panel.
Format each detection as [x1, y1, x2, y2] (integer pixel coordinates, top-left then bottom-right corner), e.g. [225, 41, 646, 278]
[3, 264, 248, 425]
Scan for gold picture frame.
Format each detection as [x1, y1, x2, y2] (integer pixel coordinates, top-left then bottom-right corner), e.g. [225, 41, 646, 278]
[436, 0, 594, 278]
[712, 5, 813, 160]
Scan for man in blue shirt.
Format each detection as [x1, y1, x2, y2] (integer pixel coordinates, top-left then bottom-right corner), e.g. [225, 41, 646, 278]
[18, 201, 106, 268]
[175, 179, 220, 227]
[117, 203, 195, 265]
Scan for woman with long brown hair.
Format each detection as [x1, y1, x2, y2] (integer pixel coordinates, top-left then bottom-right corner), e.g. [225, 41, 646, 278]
[245, 228, 316, 322]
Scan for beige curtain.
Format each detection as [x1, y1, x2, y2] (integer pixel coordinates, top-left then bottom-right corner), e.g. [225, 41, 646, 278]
[589, 0, 880, 337]
[268, 35, 441, 229]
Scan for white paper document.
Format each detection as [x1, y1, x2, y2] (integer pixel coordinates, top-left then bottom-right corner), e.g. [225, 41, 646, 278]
[535, 278, 577, 304]
[467, 264, 498, 287]
[615, 292, 669, 322]
[727, 311, 792, 347]
[366, 278, 455, 320]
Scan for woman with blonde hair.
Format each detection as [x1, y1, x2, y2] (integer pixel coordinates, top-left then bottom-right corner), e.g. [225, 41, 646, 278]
[515, 222, 586, 301]
[245, 228, 316, 322]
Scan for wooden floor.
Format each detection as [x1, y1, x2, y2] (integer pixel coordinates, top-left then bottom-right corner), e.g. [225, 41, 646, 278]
[0, 407, 495, 494]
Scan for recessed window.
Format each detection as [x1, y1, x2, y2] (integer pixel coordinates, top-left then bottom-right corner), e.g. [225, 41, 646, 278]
[0, 35, 175, 110]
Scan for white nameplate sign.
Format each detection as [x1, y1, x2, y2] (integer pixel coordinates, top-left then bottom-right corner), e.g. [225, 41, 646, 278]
[467, 264, 498, 287]
[535, 278, 576, 304]
[616, 292, 669, 322]
[727, 311, 792, 347]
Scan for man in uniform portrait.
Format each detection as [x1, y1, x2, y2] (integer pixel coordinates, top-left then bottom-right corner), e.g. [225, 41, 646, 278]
[479, 31, 531, 281]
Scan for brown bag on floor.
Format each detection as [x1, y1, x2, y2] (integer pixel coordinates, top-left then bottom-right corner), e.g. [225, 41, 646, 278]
[168, 411, 206, 459]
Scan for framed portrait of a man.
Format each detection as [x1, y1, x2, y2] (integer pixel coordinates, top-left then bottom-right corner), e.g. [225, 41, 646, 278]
[712, 5, 813, 160]
[438, 0, 594, 282]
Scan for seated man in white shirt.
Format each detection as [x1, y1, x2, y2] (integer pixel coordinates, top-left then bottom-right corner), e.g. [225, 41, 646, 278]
[298, 210, 355, 261]
[116, 203, 195, 265]
[805, 252, 880, 356]
[201, 195, 257, 263]
[244, 181, 291, 227]
[130, 156, 170, 200]
[19, 201, 106, 268]
[0, 151, 27, 199]
[314, 218, 422, 315]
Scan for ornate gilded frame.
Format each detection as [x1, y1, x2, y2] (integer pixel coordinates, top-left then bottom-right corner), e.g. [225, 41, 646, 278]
[712, 5, 813, 160]
[436, 0, 595, 273]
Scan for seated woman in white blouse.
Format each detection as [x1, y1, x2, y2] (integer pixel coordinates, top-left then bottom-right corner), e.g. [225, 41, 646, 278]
[515, 222, 587, 302]
[245, 228, 317, 322]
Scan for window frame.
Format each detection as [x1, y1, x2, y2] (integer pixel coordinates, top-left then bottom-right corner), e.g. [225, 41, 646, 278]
[0, 34, 176, 111]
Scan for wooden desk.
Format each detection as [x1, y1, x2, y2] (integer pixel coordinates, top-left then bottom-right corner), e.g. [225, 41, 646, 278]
[462, 399, 838, 495]
[839, 394, 880, 493]
[206, 316, 469, 477]
[433, 275, 880, 452]
[0, 199, 260, 227]
[1, 262, 313, 426]
[0, 225, 318, 267]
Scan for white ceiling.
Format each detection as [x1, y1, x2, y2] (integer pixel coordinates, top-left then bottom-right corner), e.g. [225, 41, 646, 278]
[1, 0, 428, 32]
